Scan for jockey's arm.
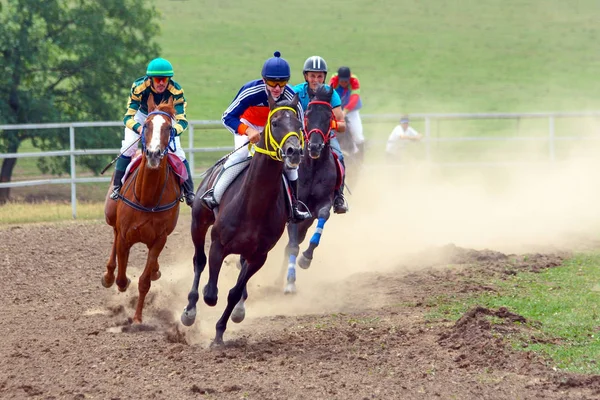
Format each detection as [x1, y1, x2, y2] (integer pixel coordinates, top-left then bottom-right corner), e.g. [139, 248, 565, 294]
[332, 106, 346, 133]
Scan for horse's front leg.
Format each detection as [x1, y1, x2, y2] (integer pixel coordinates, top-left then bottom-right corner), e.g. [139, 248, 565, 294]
[115, 233, 132, 292]
[213, 254, 266, 346]
[101, 228, 118, 288]
[298, 207, 331, 269]
[133, 235, 167, 323]
[181, 222, 210, 327]
[203, 239, 226, 307]
[282, 223, 300, 294]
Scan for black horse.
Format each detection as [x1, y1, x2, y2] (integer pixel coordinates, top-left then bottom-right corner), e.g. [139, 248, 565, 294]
[180, 93, 304, 346]
[282, 85, 340, 294]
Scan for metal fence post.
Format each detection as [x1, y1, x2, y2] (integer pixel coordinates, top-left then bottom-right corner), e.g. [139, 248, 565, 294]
[548, 115, 555, 162]
[425, 117, 431, 162]
[69, 126, 77, 219]
[188, 125, 195, 177]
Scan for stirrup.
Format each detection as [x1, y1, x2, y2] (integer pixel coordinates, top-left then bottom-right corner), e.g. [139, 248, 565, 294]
[184, 192, 195, 207]
[333, 195, 348, 214]
[291, 208, 311, 222]
[201, 189, 218, 210]
[109, 187, 121, 201]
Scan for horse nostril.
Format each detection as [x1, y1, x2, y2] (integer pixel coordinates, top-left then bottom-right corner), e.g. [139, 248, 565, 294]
[286, 147, 295, 157]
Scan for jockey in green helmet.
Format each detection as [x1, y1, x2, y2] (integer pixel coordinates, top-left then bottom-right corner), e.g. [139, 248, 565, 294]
[110, 57, 196, 206]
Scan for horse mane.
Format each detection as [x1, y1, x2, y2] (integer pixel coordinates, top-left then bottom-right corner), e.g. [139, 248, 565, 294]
[154, 101, 176, 118]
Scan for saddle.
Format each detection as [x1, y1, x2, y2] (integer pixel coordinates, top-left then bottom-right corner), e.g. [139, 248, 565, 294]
[331, 151, 344, 191]
[122, 153, 188, 185]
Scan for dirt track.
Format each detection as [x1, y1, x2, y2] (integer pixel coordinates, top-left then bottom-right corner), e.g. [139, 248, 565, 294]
[1, 216, 600, 400]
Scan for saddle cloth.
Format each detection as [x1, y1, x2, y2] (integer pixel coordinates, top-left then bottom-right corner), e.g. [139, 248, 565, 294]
[122, 153, 187, 185]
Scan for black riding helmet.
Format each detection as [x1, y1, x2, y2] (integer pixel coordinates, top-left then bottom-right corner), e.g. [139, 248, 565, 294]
[337, 66, 351, 80]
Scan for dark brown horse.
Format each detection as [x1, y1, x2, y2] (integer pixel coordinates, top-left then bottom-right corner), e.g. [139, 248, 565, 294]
[181, 93, 304, 345]
[103, 97, 182, 323]
[282, 86, 339, 294]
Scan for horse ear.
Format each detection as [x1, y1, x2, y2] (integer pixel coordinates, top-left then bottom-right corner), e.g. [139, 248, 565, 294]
[147, 94, 157, 112]
[267, 90, 276, 109]
[328, 85, 333, 96]
[290, 93, 299, 109]
[166, 95, 174, 109]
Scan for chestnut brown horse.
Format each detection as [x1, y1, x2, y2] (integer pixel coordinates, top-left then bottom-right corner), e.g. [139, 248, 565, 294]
[103, 97, 182, 323]
[181, 93, 304, 346]
[282, 85, 339, 294]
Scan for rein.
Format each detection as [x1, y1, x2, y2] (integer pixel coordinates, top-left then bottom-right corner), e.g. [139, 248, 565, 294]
[253, 106, 304, 162]
[304, 100, 335, 144]
[117, 163, 182, 213]
[116, 109, 181, 212]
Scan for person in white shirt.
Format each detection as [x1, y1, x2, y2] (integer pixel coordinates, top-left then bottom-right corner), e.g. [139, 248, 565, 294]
[385, 116, 422, 159]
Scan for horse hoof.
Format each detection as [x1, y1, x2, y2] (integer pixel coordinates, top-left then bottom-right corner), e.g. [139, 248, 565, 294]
[151, 270, 161, 281]
[298, 254, 312, 270]
[180, 307, 196, 327]
[118, 278, 131, 293]
[101, 275, 114, 288]
[231, 305, 246, 323]
[203, 285, 218, 307]
[284, 283, 297, 295]
[210, 338, 224, 348]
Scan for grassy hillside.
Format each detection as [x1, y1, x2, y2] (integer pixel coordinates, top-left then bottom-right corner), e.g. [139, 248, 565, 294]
[155, 0, 600, 120]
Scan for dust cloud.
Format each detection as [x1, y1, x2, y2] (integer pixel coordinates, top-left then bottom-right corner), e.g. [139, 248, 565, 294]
[138, 123, 600, 342]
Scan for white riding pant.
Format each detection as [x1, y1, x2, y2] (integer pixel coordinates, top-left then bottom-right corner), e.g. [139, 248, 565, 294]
[224, 119, 298, 181]
[345, 109, 365, 146]
[120, 110, 186, 161]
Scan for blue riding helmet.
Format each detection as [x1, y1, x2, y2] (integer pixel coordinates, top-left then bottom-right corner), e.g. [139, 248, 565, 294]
[261, 51, 291, 80]
[146, 58, 174, 77]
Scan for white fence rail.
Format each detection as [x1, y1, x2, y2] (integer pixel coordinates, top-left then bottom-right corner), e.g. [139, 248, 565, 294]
[1, 111, 600, 218]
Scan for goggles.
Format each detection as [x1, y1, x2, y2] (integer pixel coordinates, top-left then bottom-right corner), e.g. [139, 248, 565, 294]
[152, 76, 169, 85]
[265, 79, 288, 88]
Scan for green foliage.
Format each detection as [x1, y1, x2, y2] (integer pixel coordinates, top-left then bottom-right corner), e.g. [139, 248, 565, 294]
[0, 0, 160, 178]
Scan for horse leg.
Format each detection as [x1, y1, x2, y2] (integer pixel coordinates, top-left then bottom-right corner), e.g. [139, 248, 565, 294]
[231, 260, 249, 323]
[283, 223, 301, 294]
[102, 228, 118, 288]
[213, 254, 265, 346]
[203, 239, 226, 307]
[115, 234, 132, 292]
[181, 222, 210, 327]
[299, 207, 331, 269]
[133, 235, 167, 323]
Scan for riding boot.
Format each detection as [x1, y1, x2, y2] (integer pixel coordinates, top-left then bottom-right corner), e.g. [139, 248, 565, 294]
[289, 178, 312, 222]
[182, 160, 195, 207]
[333, 159, 349, 214]
[109, 156, 131, 201]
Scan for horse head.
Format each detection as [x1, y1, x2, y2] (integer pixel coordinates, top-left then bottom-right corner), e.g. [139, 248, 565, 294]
[142, 96, 176, 169]
[258, 91, 304, 169]
[304, 85, 334, 159]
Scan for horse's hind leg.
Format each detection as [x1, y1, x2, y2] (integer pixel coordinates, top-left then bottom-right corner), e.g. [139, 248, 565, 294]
[298, 207, 331, 269]
[115, 234, 132, 292]
[213, 254, 266, 346]
[181, 221, 210, 327]
[102, 228, 118, 288]
[133, 235, 167, 323]
[231, 260, 249, 323]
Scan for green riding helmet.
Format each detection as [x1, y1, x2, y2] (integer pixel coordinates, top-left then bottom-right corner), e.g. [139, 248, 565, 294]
[146, 58, 174, 77]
